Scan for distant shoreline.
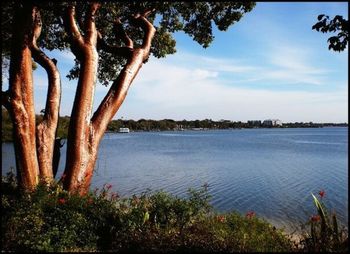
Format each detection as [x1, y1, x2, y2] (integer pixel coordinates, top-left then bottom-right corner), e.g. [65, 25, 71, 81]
[2, 126, 347, 144]
[106, 125, 348, 133]
[2, 109, 348, 142]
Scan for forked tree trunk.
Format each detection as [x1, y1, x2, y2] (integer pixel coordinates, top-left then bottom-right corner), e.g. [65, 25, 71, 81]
[62, 4, 155, 195]
[5, 5, 61, 189]
[5, 3, 155, 194]
[31, 7, 61, 183]
[8, 5, 39, 190]
[63, 47, 99, 192]
[62, 4, 100, 193]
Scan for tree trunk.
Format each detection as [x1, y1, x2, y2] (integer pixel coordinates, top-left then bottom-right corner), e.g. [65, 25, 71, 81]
[8, 5, 39, 190]
[63, 48, 99, 192]
[62, 5, 155, 195]
[62, 4, 100, 194]
[31, 7, 61, 183]
[4, 4, 156, 193]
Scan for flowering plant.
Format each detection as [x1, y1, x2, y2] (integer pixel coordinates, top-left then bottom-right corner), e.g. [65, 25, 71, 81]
[301, 190, 347, 252]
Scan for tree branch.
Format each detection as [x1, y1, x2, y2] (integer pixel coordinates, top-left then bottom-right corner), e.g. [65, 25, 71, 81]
[130, 10, 156, 62]
[90, 50, 144, 143]
[91, 12, 156, 142]
[63, 5, 84, 58]
[114, 18, 134, 48]
[96, 15, 134, 58]
[97, 31, 134, 58]
[30, 7, 61, 181]
[84, 2, 100, 45]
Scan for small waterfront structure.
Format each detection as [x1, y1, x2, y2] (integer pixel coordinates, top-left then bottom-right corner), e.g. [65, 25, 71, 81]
[118, 127, 130, 133]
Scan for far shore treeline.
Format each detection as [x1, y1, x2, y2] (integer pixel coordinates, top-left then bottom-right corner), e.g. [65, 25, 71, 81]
[1, 109, 347, 142]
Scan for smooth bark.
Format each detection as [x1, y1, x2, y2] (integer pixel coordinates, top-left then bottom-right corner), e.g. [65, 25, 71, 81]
[8, 5, 39, 190]
[30, 7, 61, 182]
[5, 3, 156, 194]
[63, 5, 155, 194]
[62, 4, 100, 193]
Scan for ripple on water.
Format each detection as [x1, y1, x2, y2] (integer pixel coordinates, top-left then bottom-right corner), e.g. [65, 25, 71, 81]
[2, 128, 348, 230]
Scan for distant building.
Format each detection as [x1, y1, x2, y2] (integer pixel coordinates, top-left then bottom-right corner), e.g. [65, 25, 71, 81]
[262, 119, 282, 127]
[247, 120, 262, 127]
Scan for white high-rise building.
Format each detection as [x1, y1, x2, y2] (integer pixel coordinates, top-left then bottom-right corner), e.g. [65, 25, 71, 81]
[263, 119, 282, 126]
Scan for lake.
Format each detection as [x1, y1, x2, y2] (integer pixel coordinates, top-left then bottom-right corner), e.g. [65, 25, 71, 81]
[2, 127, 348, 233]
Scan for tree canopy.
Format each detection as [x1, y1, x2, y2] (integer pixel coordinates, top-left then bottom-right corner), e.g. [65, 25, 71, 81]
[312, 14, 349, 52]
[2, 2, 256, 86]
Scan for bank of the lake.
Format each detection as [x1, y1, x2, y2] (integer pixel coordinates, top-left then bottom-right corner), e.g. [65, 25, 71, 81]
[2, 175, 348, 252]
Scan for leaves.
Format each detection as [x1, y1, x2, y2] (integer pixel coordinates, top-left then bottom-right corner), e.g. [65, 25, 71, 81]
[312, 14, 348, 52]
[2, 1, 256, 84]
[311, 193, 328, 228]
[307, 192, 348, 252]
[317, 14, 325, 21]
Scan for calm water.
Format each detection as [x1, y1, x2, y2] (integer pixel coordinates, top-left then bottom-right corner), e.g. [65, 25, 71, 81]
[2, 127, 348, 232]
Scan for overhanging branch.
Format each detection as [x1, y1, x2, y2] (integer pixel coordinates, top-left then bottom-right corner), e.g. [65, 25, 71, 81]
[91, 11, 156, 142]
[84, 2, 100, 45]
[63, 5, 84, 58]
[97, 31, 134, 58]
[114, 18, 133, 48]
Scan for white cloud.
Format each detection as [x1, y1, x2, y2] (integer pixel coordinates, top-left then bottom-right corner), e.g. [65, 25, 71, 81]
[31, 48, 347, 123]
[171, 52, 259, 74]
[261, 45, 331, 85]
[115, 53, 348, 122]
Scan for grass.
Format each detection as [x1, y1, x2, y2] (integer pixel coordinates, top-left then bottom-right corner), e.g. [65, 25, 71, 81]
[1, 172, 348, 252]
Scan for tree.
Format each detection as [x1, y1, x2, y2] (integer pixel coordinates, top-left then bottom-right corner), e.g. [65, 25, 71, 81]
[1, 1, 255, 194]
[312, 14, 349, 52]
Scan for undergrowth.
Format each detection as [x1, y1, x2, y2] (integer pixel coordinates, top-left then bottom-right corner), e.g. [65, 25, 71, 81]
[1, 172, 347, 252]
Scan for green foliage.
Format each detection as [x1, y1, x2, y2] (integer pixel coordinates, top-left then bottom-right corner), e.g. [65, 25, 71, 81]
[2, 173, 99, 251]
[1, 1, 255, 85]
[2, 174, 296, 253]
[312, 14, 349, 52]
[299, 192, 348, 252]
[3, 172, 347, 252]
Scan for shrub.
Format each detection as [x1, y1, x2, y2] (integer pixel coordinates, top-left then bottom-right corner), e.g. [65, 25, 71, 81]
[4, 173, 327, 252]
[299, 190, 348, 252]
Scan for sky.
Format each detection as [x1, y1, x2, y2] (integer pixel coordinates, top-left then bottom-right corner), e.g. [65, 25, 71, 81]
[11, 2, 350, 123]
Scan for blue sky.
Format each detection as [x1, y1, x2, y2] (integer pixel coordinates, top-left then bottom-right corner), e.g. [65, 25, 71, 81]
[11, 2, 349, 123]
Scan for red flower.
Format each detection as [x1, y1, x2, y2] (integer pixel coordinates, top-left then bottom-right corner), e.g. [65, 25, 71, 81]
[319, 190, 325, 198]
[246, 211, 255, 219]
[311, 215, 321, 222]
[111, 192, 119, 200]
[106, 184, 112, 190]
[58, 198, 66, 204]
[217, 215, 226, 223]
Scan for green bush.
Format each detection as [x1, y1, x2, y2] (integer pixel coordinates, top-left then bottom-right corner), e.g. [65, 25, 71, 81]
[299, 191, 348, 252]
[3, 172, 347, 253]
